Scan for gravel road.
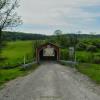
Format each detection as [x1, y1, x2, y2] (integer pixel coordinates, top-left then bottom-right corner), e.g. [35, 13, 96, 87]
[0, 62, 100, 100]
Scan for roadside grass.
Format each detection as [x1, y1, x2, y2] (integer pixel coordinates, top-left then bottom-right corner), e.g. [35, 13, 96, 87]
[76, 51, 100, 63]
[59, 60, 100, 84]
[0, 40, 34, 68]
[76, 63, 100, 84]
[0, 64, 39, 87]
[0, 40, 39, 87]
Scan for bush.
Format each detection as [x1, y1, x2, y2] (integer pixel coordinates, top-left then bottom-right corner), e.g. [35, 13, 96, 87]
[76, 51, 93, 63]
[76, 54, 90, 63]
[76, 42, 87, 51]
[93, 56, 100, 64]
[92, 41, 100, 48]
[87, 45, 97, 52]
[60, 49, 69, 60]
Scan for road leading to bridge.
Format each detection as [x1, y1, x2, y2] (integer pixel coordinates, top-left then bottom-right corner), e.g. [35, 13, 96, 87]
[0, 63, 100, 100]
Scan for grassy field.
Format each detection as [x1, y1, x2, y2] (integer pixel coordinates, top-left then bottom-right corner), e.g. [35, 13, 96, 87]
[0, 41, 34, 68]
[0, 40, 39, 87]
[76, 63, 100, 84]
[0, 64, 38, 87]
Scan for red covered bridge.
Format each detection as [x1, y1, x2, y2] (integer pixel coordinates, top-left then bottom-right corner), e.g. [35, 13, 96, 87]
[36, 43, 60, 63]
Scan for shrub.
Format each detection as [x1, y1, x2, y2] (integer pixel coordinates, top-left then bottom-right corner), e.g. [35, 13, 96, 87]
[76, 42, 87, 51]
[76, 54, 90, 63]
[95, 43, 100, 48]
[93, 56, 100, 64]
[92, 41, 100, 48]
[60, 49, 69, 60]
[87, 45, 97, 52]
[76, 51, 93, 63]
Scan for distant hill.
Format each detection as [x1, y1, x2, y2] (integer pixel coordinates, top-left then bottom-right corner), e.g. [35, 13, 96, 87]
[51, 33, 100, 39]
[2, 31, 100, 41]
[2, 31, 48, 41]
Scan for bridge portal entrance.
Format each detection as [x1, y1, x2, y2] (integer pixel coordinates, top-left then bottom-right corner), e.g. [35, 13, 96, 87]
[36, 43, 60, 63]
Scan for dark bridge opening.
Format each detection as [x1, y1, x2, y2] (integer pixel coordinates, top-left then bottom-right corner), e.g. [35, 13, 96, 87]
[36, 43, 60, 63]
[39, 49, 57, 61]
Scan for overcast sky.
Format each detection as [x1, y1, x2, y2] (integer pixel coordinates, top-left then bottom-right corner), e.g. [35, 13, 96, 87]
[12, 0, 100, 35]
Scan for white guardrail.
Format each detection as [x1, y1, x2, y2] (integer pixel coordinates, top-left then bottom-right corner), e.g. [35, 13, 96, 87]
[59, 60, 78, 67]
[22, 61, 37, 68]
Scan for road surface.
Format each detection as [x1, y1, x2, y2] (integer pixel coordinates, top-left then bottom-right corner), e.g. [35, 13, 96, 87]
[0, 62, 100, 100]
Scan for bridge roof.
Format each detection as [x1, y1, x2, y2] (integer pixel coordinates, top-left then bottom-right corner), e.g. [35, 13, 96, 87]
[37, 42, 59, 50]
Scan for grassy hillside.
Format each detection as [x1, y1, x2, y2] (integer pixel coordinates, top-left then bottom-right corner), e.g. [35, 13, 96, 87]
[76, 63, 100, 84]
[0, 41, 34, 68]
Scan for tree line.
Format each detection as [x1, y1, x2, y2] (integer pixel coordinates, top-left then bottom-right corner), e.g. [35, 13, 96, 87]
[2, 31, 48, 41]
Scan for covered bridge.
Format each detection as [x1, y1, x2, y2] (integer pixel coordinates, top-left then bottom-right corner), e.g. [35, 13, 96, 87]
[36, 43, 60, 63]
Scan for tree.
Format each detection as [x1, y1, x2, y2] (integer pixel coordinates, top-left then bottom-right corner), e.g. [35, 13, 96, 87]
[53, 30, 63, 45]
[53, 30, 71, 48]
[54, 30, 62, 36]
[0, 0, 22, 53]
[68, 34, 78, 47]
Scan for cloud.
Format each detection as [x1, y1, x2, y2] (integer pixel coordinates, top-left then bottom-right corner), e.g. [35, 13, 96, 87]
[14, 0, 100, 34]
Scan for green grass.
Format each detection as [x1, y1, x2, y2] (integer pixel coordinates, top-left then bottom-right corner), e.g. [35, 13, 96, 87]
[76, 51, 91, 62]
[0, 64, 38, 87]
[76, 51, 100, 63]
[0, 40, 39, 87]
[76, 63, 100, 84]
[0, 41, 34, 68]
[0, 67, 23, 86]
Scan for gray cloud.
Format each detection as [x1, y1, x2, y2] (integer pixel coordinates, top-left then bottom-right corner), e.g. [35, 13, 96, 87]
[14, 0, 100, 34]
